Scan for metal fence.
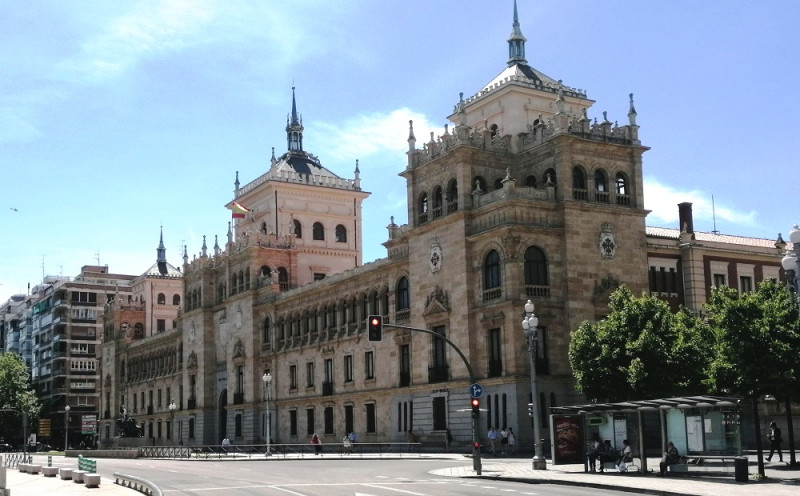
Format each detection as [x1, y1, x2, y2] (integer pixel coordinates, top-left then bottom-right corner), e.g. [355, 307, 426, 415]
[139, 442, 422, 460]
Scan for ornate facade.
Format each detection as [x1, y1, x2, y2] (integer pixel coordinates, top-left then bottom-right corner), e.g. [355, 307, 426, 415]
[93, 2, 784, 450]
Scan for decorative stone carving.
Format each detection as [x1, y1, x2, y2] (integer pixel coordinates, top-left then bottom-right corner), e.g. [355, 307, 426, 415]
[232, 339, 245, 360]
[599, 223, 617, 259]
[429, 238, 442, 273]
[186, 351, 198, 370]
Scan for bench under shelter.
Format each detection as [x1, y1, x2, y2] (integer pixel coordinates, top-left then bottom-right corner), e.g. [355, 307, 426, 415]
[548, 395, 742, 473]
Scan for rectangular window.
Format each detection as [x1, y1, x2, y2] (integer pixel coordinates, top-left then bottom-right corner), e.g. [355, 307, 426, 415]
[364, 351, 375, 380]
[365, 403, 376, 433]
[190, 375, 196, 399]
[306, 408, 315, 435]
[289, 409, 298, 436]
[740, 276, 753, 293]
[345, 404, 354, 434]
[432, 326, 446, 368]
[306, 362, 315, 387]
[488, 328, 502, 377]
[313, 273, 325, 281]
[324, 406, 334, 435]
[289, 365, 297, 390]
[237, 365, 244, 393]
[344, 355, 353, 382]
[432, 396, 447, 431]
[157, 389, 162, 409]
[399, 344, 410, 387]
[713, 273, 727, 287]
[235, 413, 242, 438]
[324, 358, 333, 383]
[189, 417, 195, 439]
[157, 319, 166, 333]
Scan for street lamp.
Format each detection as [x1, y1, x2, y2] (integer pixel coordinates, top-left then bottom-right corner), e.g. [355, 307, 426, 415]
[261, 372, 272, 457]
[64, 404, 70, 452]
[168, 400, 177, 445]
[522, 300, 547, 470]
[780, 224, 800, 467]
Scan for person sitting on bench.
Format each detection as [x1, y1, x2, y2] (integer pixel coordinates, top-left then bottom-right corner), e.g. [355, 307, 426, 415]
[616, 439, 632, 472]
[659, 441, 680, 476]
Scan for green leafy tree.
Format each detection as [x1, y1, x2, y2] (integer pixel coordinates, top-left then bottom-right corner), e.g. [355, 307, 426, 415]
[0, 352, 41, 445]
[703, 279, 800, 475]
[569, 285, 711, 402]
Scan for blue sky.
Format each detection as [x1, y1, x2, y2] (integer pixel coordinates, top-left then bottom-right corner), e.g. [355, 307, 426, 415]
[2, 0, 799, 302]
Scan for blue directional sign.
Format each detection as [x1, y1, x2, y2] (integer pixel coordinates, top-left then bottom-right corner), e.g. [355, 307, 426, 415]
[469, 383, 483, 399]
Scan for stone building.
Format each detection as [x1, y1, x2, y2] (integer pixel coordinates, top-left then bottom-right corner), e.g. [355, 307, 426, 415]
[90, 2, 785, 450]
[98, 230, 184, 446]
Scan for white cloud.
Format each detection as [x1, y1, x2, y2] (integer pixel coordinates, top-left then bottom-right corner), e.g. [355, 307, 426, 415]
[309, 108, 440, 165]
[643, 176, 758, 228]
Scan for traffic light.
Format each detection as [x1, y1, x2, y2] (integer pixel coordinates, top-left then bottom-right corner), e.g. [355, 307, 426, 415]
[367, 315, 383, 341]
[527, 402, 535, 417]
[471, 398, 480, 418]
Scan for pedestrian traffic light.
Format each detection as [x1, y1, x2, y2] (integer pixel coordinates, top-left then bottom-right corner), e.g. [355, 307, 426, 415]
[367, 315, 382, 341]
[527, 402, 535, 417]
[471, 398, 480, 418]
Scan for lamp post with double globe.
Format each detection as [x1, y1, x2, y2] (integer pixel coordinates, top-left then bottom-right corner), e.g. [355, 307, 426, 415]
[168, 400, 177, 446]
[64, 404, 70, 452]
[522, 300, 547, 470]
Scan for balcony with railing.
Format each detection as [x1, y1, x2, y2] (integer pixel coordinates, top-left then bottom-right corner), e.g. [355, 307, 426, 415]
[525, 285, 550, 299]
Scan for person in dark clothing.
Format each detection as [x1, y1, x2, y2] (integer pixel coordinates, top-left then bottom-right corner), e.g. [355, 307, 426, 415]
[767, 422, 783, 462]
[659, 441, 680, 475]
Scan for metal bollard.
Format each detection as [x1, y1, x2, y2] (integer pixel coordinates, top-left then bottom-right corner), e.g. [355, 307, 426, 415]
[48, 455, 52, 467]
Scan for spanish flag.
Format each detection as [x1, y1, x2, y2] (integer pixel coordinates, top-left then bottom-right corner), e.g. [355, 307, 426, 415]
[229, 201, 251, 219]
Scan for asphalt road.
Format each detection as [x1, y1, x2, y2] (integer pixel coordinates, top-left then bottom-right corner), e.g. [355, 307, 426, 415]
[90, 457, 636, 496]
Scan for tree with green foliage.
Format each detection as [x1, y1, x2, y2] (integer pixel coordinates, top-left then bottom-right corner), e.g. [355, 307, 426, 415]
[703, 279, 800, 475]
[0, 352, 41, 446]
[569, 285, 711, 402]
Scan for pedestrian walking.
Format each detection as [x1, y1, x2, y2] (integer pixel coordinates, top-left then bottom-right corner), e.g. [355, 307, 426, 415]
[311, 433, 322, 455]
[506, 428, 516, 455]
[767, 422, 783, 462]
[488, 427, 498, 456]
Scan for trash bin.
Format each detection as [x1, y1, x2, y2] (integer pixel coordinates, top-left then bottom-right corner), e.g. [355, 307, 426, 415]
[734, 456, 748, 482]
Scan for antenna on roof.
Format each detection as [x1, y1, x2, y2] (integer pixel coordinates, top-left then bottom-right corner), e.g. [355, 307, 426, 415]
[711, 195, 720, 234]
[95, 249, 101, 265]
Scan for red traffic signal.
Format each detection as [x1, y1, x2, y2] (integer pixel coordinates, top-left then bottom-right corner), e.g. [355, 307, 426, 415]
[471, 398, 480, 418]
[368, 315, 383, 341]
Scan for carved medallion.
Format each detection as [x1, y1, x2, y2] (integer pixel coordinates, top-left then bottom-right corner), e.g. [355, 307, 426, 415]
[599, 223, 616, 259]
[429, 239, 443, 273]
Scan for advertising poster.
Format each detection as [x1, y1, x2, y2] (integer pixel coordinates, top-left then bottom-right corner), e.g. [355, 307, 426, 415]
[550, 414, 585, 465]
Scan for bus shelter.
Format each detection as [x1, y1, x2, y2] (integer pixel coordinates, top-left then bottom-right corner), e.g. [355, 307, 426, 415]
[548, 395, 741, 472]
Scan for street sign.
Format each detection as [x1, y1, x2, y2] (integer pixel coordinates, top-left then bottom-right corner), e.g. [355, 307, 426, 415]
[469, 383, 483, 399]
[81, 415, 97, 435]
[38, 418, 51, 437]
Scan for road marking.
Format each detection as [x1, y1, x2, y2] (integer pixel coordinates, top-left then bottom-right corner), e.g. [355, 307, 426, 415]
[359, 483, 428, 495]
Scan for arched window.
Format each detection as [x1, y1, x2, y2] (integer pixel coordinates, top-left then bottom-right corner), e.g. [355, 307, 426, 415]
[396, 276, 410, 311]
[524, 246, 549, 295]
[260, 266, 272, 278]
[238, 270, 245, 292]
[525, 175, 537, 188]
[335, 225, 347, 242]
[447, 179, 458, 212]
[432, 186, 443, 218]
[313, 222, 324, 240]
[278, 267, 289, 291]
[418, 192, 429, 224]
[484, 250, 501, 289]
[172, 294, 180, 306]
[230, 274, 237, 295]
[157, 293, 166, 305]
[490, 123, 499, 138]
[493, 178, 503, 190]
[261, 221, 268, 234]
[594, 169, 607, 192]
[293, 219, 302, 238]
[572, 166, 587, 200]
[616, 172, 628, 195]
[594, 169, 609, 203]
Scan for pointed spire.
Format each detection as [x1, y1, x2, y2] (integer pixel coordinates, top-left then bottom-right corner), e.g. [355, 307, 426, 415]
[214, 235, 220, 256]
[182, 244, 188, 266]
[201, 235, 208, 257]
[270, 147, 277, 167]
[227, 221, 233, 245]
[353, 159, 361, 189]
[234, 170, 240, 192]
[407, 120, 416, 151]
[286, 86, 304, 152]
[156, 226, 167, 263]
[507, 0, 527, 67]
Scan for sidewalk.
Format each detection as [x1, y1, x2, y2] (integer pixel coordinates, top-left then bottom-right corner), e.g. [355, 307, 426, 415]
[432, 454, 800, 496]
[2, 456, 136, 496]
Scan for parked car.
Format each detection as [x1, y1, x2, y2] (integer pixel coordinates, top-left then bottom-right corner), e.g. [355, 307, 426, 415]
[0, 443, 13, 452]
